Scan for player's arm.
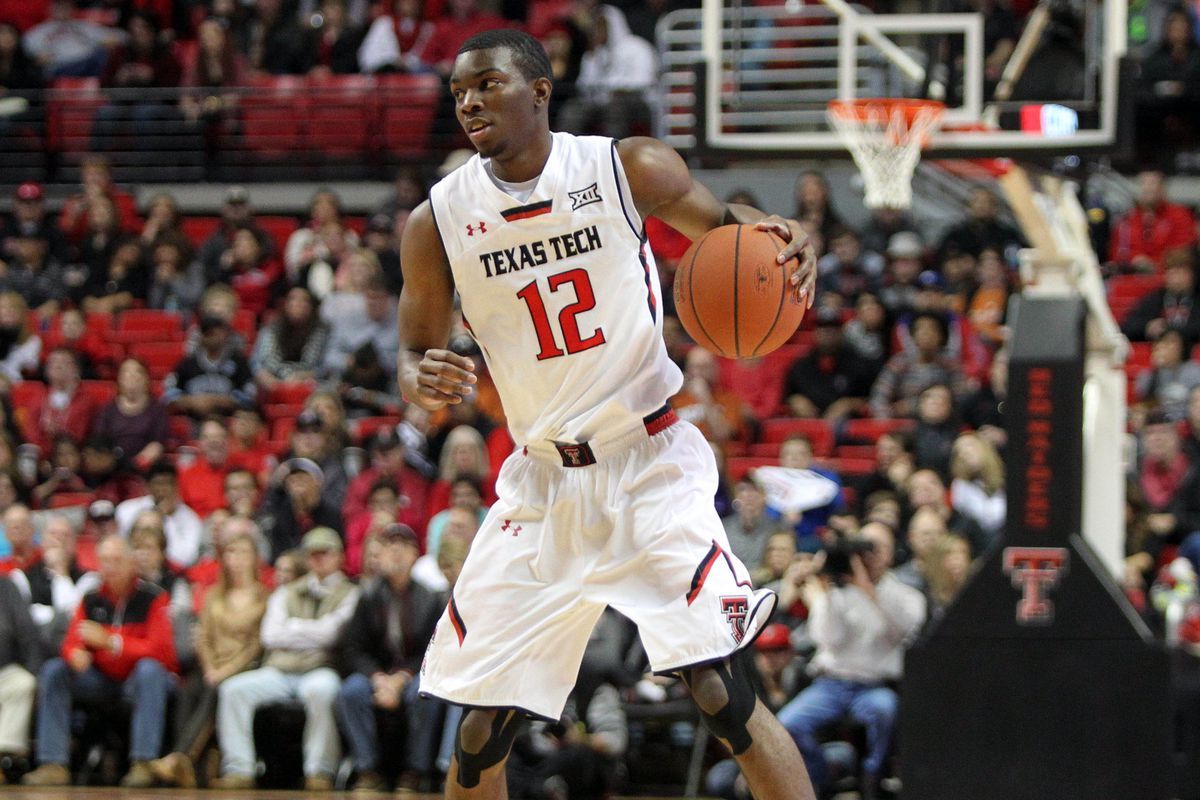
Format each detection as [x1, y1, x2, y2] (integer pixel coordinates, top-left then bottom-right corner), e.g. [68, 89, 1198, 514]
[396, 200, 477, 411]
[617, 136, 815, 307]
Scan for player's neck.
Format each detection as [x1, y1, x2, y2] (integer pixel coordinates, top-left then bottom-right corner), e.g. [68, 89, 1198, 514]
[488, 129, 553, 184]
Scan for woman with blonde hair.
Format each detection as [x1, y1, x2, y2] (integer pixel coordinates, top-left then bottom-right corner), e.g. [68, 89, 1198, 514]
[923, 532, 973, 621]
[948, 432, 1006, 539]
[429, 425, 496, 515]
[149, 527, 269, 787]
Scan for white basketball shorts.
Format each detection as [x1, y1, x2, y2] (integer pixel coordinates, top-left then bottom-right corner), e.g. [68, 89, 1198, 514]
[419, 413, 776, 720]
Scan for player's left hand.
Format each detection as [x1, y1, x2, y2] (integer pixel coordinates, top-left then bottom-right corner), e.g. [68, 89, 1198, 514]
[755, 216, 817, 309]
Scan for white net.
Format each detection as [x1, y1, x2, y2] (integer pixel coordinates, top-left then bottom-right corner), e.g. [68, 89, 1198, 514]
[827, 101, 945, 209]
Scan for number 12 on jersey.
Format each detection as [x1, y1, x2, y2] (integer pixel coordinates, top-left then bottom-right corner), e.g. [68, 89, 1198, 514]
[516, 269, 607, 361]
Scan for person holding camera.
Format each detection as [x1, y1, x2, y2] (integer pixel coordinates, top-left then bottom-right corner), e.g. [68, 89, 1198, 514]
[777, 522, 925, 800]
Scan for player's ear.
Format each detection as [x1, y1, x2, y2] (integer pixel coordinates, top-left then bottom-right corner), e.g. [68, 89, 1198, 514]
[532, 76, 553, 109]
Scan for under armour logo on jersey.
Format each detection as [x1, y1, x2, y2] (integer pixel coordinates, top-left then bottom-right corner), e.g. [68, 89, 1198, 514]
[501, 519, 523, 536]
[721, 596, 749, 643]
[466, 221, 488, 236]
[569, 182, 603, 211]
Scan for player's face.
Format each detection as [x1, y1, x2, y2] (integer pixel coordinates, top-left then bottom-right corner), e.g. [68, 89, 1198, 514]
[450, 48, 549, 159]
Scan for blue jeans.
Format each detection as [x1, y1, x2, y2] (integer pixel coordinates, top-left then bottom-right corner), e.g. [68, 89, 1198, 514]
[35, 657, 174, 765]
[334, 672, 441, 774]
[776, 676, 897, 790]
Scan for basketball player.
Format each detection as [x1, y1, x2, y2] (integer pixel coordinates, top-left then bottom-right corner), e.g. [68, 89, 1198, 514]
[397, 29, 818, 800]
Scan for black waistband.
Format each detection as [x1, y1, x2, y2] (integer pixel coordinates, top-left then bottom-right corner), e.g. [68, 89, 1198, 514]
[552, 404, 677, 468]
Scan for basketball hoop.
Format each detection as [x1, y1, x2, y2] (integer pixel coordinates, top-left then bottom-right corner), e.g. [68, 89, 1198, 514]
[827, 99, 946, 210]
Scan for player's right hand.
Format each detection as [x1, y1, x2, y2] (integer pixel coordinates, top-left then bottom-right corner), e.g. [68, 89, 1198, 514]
[402, 348, 477, 411]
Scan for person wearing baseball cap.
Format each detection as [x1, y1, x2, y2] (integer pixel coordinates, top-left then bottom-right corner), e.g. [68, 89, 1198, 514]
[783, 305, 875, 421]
[1, 182, 62, 259]
[213, 524, 358, 792]
[258, 456, 343, 561]
[334, 520, 443, 791]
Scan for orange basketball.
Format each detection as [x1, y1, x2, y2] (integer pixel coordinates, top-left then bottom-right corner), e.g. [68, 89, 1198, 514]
[673, 224, 806, 359]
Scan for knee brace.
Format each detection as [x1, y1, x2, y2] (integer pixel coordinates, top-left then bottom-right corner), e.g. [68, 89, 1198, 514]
[685, 652, 758, 756]
[453, 708, 522, 788]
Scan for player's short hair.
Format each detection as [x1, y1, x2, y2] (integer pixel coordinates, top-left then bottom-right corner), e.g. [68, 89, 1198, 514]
[457, 28, 553, 84]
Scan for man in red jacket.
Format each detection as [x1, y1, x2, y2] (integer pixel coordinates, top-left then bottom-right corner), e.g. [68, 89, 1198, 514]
[23, 535, 177, 788]
[1109, 170, 1197, 271]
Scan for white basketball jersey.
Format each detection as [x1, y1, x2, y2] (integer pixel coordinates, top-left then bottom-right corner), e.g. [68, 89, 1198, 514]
[429, 132, 683, 446]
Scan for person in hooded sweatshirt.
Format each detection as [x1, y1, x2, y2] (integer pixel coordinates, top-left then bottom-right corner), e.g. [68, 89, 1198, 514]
[556, 5, 656, 138]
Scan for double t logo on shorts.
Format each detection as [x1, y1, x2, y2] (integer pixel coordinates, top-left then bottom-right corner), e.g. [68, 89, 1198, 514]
[720, 596, 749, 643]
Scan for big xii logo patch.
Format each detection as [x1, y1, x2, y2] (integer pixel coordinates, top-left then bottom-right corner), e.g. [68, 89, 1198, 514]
[569, 183, 602, 211]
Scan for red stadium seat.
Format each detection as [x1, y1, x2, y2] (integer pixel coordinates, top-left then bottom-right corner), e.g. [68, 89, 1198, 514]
[726, 456, 780, 482]
[1127, 342, 1153, 371]
[241, 76, 309, 154]
[263, 403, 305, 422]
[377, 74, 442, 157]
[10, 381, 46, 414]
[128, 341, 185, 380]
[835, 444, 877, 461]
[46, 77, 103, 154]
[232, 309, 259, 347]
[1107, 274, 1163, 304]
[816, 457, 876, 478]
[352, 416, 403, 445]
[760, 418, 835, 456]
[77, 380, 117, 408]
[257, 216, 300, 259]
[843, 418, 916, 443]
[265, 382, 315, 406]
[167, 415, 194, 446]
[181, 216, 222, 249]
[306, 75, 374, 156]
[46, 492, 96, 510]
[113, 310, 185, 345]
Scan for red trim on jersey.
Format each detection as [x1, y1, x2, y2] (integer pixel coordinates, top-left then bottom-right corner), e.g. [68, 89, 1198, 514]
[501, 200, 553, 222]
[644, 406, 677, 436]
[687, 541, 722, 606]
[448, 597, 467, 645]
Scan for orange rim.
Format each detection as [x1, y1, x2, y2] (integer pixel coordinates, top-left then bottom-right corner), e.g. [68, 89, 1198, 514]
[827, 98, 946, 125]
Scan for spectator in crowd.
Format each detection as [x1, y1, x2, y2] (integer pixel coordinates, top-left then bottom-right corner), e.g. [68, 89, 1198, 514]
[324, 275, 401, 393]
[1123, 248, 1200, 343]
[150, 526, 268, 788]
[185, 514, 272, 613]
[893, 505, 949, 594]
[424, 475, 489, 561]
[284, 406, 350, 503]
[30, 435, 89, 509]
[344, 428, 428, 534]
[870, 312, 969, 419]
[965, 246, 1010, 346]
[9, 511, 83, 652]
[0, 182, 66, 263]
[93, 358, 167, 471]
[251, 286, 330, 390]
[373, 166, 427, 221]
[922, 531, 973, 621]
[0, 291, 41, 384]
[146, 236, 205, 313]
[1184, 385, 1200, 463]
[948, 433, 1006, 541]
[911, 384, 959, 479]
[1139, 413, 1191, 538]
[258, 457, 344, 559]
[793, 171, 844, 244]
[212, 225, 285, 319]
[1137, 327, 1200, 421]
[129, 511, 196, 659]
[227, 408, 275, 484]
[937, 187, 1023, 262]
[336, 522, 443, 792]
[116, 460, 204, 568]
[939, 246, 977, 313]
[878, 232, 925, 316]
[163, 315, 257, 419]
[22, 0, 123, 78]
[419, 0, 507, 76]
[345, 495, 400, 578]
[38, 308, 110, 379]
[893, 270, 990, 385]
[198, 188, 270, 281]
[90, 11, 182, 153]
[308, 0, 364, 75]
[80, 433, 142, 503]
[855, 432, 914, 514]
[1136, 8, 1200, 165]
[1109, 170, 1197, 272]
[358, 0, 434, 74]
[673, 347, 752, 443]
[556, 5, 655, 138]
[784, 307, 875, 421]
[23, 535, 177, 788]
[178, 418, 233, 518]
[818, 226, 884, 302]
[721, 476, 776, 571]
[0, 504, 45, 581]
[273, 548, 306, 586]
[138, 192, 184, 252]
[905, 468, 989, 556]
[58, 155, 139, 246]
[860, 207, 916, 258]
[244, 0, 314, 74]
[0, 230, 66, 318]
[78, 237, 147, 315]
[775, 434, 843, 547]
[361, 213, 404, 292]
[777, 522, 925, 800]
[214, 527, 358, 791]
[960, 345, 1008, 450]
[0, 575, 43, 765]
[754, 529, 799, 591]
[428, 425, 495, 515]
[412, 506, 478, 591]
[24, 348, 93, 454]
[183, 284, 248, 356]
[301, 391, 349, 447]
[284, 189, 359, 299]
[180, 16, 247, 153]
[843, 292, 890, 377]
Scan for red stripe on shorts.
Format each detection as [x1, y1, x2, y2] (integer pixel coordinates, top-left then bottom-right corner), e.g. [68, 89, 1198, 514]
[686, 541, 722, 606]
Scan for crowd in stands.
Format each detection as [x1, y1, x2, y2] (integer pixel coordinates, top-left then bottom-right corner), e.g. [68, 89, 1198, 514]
[0, 0, 1194, 796]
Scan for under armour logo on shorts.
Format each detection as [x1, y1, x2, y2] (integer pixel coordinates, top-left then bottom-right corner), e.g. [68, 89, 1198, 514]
[501, 519, 523, 536]
[466, 221, 487, 236]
